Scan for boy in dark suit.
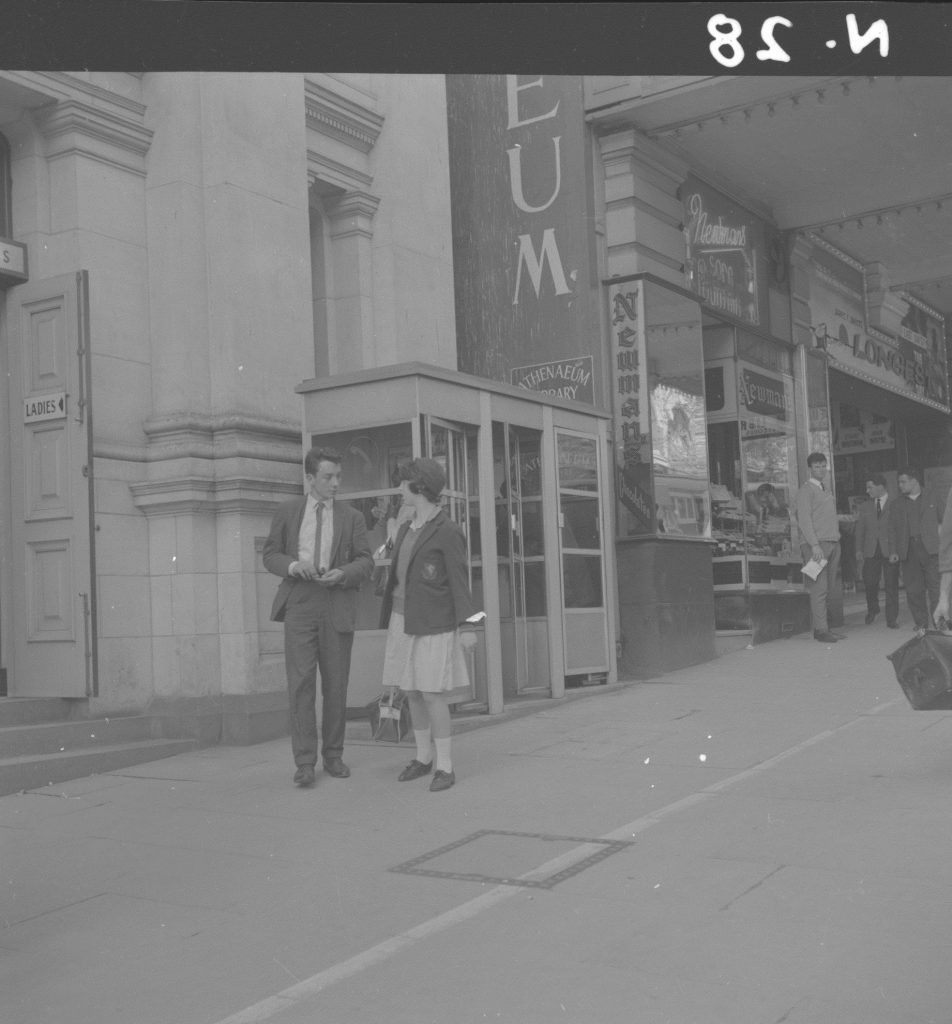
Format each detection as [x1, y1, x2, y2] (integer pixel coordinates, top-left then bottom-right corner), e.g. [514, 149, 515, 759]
[854, 473, 900, 628]
[263, 447, 373, 786]
[890, 467, 944, 632]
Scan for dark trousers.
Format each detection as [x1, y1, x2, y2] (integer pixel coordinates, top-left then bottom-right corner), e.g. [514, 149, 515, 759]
[902, 538, 941, 629]
[862, 545, 900, 624]
[283, 585, 354, 767]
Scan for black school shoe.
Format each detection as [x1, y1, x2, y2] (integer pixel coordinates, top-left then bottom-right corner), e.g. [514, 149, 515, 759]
[397, 759, 432, 782]
[429, 770, 455, 792]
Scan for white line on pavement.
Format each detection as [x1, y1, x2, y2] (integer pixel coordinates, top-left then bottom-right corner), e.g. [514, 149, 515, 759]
[212, 695, 903, 1024]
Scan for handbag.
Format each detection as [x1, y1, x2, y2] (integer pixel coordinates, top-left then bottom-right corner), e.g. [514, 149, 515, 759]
[366, 687, 411, 742]
[887, 630, 952, 710]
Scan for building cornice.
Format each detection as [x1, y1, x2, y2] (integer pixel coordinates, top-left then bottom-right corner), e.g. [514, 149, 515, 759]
[305, 79, 384, 153]
[129, 476, 303, 518]
[0, 71, 146, 116]
[94, 411, 303, 464]
[34, 97, 153, 175]
[307, 149, 374, 196]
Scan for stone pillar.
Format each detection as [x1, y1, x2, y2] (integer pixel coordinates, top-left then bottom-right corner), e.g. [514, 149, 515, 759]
[126, 73, 315, 735]
[324, 190, 380, 375]
[598, 128, 689, 285]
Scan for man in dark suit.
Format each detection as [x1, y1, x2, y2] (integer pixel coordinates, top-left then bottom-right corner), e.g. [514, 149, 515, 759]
[263, 447, 373, 786]
[889, 467, 944, 632]
[854, 473, 900, 628]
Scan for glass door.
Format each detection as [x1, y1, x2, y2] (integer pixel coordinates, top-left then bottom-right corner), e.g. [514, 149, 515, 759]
[425, 417, 484, 707]
[490, 423, 550, 697]
[556, 430, 609, 678]
[426, 418, 471, 558]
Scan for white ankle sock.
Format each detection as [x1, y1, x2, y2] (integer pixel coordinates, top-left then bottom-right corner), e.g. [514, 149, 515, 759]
[434, 737, 452, 773]
[414, 729, 432, 764]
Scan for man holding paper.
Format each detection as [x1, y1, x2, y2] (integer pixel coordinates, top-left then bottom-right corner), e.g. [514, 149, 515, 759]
[795, 452, 844, 644]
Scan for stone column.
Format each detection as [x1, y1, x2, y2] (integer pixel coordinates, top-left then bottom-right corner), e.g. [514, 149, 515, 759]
[129, 73, 315, 736]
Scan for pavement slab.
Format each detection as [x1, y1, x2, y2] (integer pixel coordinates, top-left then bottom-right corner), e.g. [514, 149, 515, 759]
[4, 609, 952, 1024]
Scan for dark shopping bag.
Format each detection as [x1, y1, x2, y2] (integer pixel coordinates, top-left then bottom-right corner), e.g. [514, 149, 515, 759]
[366, 687, 411, 742]
[886, 630, 952, 710]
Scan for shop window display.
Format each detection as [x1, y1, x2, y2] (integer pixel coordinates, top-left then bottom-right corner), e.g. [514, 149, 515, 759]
[610, 278, 711, 541]
[705, 325, 799, 597]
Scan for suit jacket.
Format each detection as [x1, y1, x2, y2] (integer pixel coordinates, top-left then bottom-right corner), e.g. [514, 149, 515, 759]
[262, 495, 373, 630]
[854, 496, 896, 559]
[378, 510, 476, 636]
[889, 489, 945, 560]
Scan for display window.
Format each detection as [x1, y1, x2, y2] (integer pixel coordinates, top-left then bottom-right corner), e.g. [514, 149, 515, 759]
[704, 322, 800, 596]
[608, 276, 711, 540]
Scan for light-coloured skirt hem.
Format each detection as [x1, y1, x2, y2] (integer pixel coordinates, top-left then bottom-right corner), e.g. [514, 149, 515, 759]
[382, 611, 471, 696]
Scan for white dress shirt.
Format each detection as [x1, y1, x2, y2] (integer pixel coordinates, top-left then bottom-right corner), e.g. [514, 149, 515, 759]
[294, 497, 333, 573]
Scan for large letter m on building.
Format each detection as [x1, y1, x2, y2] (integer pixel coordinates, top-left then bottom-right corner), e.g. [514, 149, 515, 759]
[512, 228, 571, 305]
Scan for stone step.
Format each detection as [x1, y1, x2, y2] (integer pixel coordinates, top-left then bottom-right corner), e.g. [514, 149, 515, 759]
[0, 697, 88, 727]
[0, 715, 172, 758]
[0, 738, 200, 797]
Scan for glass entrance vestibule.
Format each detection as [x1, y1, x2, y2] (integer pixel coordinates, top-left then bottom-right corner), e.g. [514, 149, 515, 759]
[294, 363, 617, 715]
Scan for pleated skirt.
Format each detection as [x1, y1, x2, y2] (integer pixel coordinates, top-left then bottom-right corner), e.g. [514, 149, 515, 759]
[382, 611, 471, 699]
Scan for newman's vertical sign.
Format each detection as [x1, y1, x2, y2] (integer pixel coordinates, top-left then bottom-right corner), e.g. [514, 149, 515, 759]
[447, 75, 602, 407]
[608, 280, 654, 536]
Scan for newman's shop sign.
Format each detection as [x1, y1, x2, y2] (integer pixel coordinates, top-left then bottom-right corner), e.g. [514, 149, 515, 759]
[682, 177, 766, 328]
[738, 365, 789, 440]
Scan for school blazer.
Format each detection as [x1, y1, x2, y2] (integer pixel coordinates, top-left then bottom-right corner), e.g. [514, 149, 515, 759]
[262, 495, 373, 630]
[854, 497, 896, 559]
[889, 489, 945, 559]
[378, 511, 477, 636]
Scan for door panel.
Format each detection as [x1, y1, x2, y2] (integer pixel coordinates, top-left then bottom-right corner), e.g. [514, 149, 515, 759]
[556, 431, 609, 676]
[8, 273, 92, 696]
[424, 416, 484, 707]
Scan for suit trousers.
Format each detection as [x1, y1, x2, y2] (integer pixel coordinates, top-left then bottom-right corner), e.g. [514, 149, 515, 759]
[902, 537, 941, 629]
[800, 540, 840, 633]
[862, 545, 900, 624]
[283, 583, 354, 767]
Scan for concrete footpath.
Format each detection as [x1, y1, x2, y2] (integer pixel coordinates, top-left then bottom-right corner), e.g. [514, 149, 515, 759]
[4, 604, 952, 1024]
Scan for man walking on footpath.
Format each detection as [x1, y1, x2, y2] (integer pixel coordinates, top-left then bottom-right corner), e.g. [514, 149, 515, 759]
[795, 451, 844, 644]
[890, 467, 944, 633]
[854, 473, 900, 628]
[930, 487, 952, 628]
[263, 447, 374, 786]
